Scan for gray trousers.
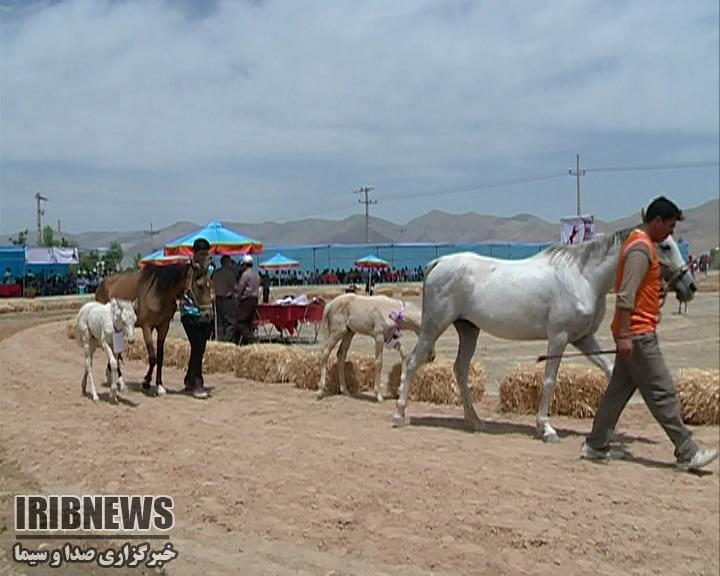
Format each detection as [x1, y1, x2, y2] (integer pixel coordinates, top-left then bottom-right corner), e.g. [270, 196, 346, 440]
[587, 333, 697, 461]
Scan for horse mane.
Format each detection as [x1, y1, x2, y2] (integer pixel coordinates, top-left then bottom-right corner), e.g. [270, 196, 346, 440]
[541, 227, 635, 271]
[140, 263, 191, 295]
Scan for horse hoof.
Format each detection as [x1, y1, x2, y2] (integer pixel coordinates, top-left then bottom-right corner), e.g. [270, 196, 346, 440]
[392, 414, 405, 428]
[543, 432, 560, 443]
[316, 390, 326, 400]
[340, 388, 349, 396]
[92, 396, 100, 403]
[142, 382, 151, 391]
[156, 385, 167, 397]
[376, 394, 384, 403]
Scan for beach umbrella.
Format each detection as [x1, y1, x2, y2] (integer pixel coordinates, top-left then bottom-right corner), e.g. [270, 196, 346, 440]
[139, 249, 189, 269]
[354, 254, 390, 269]
[163, 221, 263, 257]
[260, 253, 300, 270]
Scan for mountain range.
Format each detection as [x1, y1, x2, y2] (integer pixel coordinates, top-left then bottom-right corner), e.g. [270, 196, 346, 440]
[10, 198, 719, 266]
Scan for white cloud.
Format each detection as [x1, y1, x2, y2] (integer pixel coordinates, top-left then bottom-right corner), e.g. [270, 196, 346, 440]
[0, 0, 718, 231]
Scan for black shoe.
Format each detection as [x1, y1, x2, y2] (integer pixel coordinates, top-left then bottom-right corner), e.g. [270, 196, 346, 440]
[192, 386, 209, 400]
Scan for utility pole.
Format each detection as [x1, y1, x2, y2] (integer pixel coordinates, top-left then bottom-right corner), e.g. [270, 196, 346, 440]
[145, 222, 160, 250]
[35, 193, 48, 244]
[354, 186, 376, 243]
[568, 154, 585, 216]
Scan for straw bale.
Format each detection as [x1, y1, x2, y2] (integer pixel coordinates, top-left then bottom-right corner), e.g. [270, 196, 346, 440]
[290, 351, 376, 394]
[123, 337, 147, 361]
[159, 338, 190, 368]
[203, 341, 242, 374]
[323, 291, 343, 301]
[676, 369, 719, 425]
[235, 344, 305, 383]
[375, 288, 394, 297]
[400, 288, 421, 297]
[386, 359, 485, 405]
[498, 364, 606, 418]
[66, 318, 77, 339]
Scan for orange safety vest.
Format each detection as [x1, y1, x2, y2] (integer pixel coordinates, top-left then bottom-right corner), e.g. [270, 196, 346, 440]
[611, 229, 661, 336]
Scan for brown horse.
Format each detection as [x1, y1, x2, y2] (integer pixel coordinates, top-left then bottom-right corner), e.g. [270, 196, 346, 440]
[96, 263, 213, 395]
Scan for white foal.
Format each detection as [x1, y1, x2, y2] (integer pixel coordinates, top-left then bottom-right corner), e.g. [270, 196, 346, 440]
[317, 294, 422, 401]
[76, 299, 136, 404]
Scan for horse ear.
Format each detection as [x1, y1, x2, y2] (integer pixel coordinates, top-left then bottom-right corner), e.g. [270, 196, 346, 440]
[640, 208, 645, 223]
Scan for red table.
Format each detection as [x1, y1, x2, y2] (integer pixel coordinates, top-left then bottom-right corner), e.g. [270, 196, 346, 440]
[0, 284, 22, 298]
[255, 301, 325, 341]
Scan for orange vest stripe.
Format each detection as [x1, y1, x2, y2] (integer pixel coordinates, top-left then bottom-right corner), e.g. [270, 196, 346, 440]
[611, 229, 661, 336]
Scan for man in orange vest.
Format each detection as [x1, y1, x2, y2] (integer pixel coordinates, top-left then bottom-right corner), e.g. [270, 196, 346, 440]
[581, 196, 718, 471]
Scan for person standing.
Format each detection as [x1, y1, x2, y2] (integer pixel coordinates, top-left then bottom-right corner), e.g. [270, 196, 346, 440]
[212, 255, 238, 341]
[181, 237, 213, 399]
[234, 254, 260, 345]
[581, 196, 718, 471]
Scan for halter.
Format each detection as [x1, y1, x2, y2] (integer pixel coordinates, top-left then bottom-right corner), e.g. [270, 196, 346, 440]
[110, 300, 123, 333]
[385, 302, 406, 346]
[664, 263, 689, 291]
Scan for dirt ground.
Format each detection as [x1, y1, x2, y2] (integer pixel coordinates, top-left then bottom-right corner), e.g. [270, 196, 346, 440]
[1, 287, 718, 575]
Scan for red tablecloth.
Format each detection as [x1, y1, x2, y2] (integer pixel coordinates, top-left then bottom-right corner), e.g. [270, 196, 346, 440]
[0, 284, 22, 298]
[256, 302, 325, 337]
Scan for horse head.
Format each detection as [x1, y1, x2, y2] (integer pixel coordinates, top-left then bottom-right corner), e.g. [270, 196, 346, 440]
[110, 298, 137, 340]
[189, 263, 214, 323]
[657, 235, 696, 303]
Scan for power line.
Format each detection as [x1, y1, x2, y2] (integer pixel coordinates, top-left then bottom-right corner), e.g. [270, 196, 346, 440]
[585, 161, 719, 173]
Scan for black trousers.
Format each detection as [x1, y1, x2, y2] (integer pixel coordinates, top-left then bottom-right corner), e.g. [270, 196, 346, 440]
[181, 315, 213, 385]
[235, 296, 258, 345]
[216, 296, 238, 342]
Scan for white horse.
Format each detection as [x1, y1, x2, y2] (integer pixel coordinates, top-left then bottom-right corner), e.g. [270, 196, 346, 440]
[76, 299, 136, 404]
[317, 294, 423, 401]
[392, 230, 696, 441]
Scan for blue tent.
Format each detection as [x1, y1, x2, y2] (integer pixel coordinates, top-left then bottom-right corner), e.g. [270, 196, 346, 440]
[260, 253, 300, 270]
[164, 221, 263, 256]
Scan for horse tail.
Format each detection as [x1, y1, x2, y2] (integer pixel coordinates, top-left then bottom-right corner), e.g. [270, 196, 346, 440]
[318, 298, 334, 340]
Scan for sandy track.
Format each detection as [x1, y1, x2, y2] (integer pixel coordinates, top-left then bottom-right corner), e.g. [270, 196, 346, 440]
[1, 306, 718, 575]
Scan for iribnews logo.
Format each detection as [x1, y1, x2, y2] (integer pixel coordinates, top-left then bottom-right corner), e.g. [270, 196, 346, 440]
[15, 495, 174, 532]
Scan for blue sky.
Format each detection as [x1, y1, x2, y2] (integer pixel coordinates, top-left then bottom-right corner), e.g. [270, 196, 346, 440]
[0, 0, 718, 233]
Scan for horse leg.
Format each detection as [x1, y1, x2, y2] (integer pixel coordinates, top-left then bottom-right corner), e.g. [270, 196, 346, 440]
[116, 353, 125, 391]
[102, 341, 119, 405]
[337, 331, 354, 396]
[454, 319, 482, 430]
[393, 332, 438, 427]
[572, 334, 612, 378]
[317, 330, 344, 399]
[154, 321, 170, 396]
[81, 342, 92, 399]
[85, 342, 100, 402]
[142, 325, 156, 389]
[537, 332, 568, 443]
[572, 333, 616, 439]
[372, 334, 385, 402]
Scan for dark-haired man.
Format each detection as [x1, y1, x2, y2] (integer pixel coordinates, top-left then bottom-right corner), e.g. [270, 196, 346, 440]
[581, 196, 717, 471]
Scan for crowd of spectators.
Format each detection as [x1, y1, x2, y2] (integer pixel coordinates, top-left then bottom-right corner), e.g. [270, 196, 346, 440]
[265, 266, 426, 286]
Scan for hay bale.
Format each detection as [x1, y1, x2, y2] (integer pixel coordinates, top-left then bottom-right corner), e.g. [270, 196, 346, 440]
[386, 359, 485, 405]
[323, 291, 343, 301]
[400, 287, 421, 297]
[499, 364, 606, 418]
[123, 337, 147, 360]
[290, 351, 376, 394]
[676, 369, 719, 425]
[203, 341, 241, 374]
[66, 318, 77, 340]
[374, 288, 394, 297]
[235, 344, 305, 383]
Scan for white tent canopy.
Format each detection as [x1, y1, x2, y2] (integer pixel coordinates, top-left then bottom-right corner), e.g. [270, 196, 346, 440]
[24, 247, 79, 265]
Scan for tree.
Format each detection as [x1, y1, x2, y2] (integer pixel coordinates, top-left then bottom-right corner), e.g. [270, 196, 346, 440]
[42, 225, 55, 247]
[9, 229, 28, 246]
[104, 241, 124, 272]
[133, 253, 143, 270]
